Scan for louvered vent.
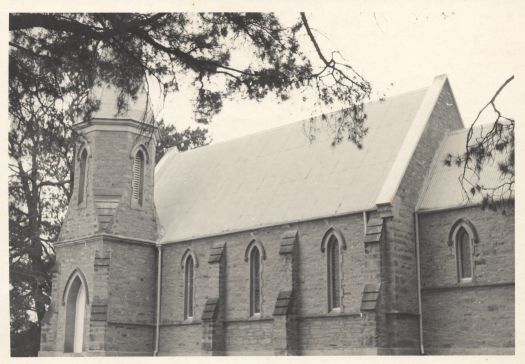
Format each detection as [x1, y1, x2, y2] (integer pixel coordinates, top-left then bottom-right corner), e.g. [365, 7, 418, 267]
[78, 149, 88, 205]
[132, 151, 144, 205]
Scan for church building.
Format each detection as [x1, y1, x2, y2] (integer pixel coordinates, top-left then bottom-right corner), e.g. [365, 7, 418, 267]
[38, 75, 514, 356]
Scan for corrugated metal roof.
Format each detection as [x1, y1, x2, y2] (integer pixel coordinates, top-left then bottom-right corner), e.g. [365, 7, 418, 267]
[417, 125, 511, 211]
[155, 87, 430, 243]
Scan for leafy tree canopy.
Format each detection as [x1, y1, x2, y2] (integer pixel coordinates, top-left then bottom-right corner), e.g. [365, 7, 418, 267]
[155, 119, 210, 163]
[10, 12, 371, 143]
[9, 14, 372, 355]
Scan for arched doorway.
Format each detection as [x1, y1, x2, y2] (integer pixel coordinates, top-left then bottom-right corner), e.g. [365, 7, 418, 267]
[64, 275, 86, 353]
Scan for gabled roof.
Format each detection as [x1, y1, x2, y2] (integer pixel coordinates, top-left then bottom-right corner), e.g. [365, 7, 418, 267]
[417, 125, 511, 212]
[155, 76, 447, 244]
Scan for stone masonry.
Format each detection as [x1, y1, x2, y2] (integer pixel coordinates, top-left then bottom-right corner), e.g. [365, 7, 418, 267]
[419, 205, 514, 354]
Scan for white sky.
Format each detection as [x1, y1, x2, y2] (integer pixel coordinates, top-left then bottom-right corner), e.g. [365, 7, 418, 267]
[146, 1, 525, 143]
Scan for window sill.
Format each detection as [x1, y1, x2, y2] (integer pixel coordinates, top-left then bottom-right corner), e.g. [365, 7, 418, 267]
[458, 278, 473, 284]
[300, 312, 361, 320]
[248, 313, 264, 321]
[130, 200, 144, 210]
[421, 281, 514, 292]
[159, 319, 201, 327]
[223, 317, 274, 324]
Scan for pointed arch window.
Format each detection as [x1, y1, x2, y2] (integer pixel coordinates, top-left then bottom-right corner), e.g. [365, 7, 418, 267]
[244, 240, 266, 317]
[448, 219, 477, 283]
[250, 246, 262, 316]
[132, 150, 145, 206]
[184, 254, 195, 320]
[327, 235, 341, 311]
[321, 227, 346, 312]
[456, 227, 472, 281]
[64, 274, 87, 353]
[78, 148, 88, 205]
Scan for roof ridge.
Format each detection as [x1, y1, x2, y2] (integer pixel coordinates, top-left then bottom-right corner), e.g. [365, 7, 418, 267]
[161, 86, 429, 161]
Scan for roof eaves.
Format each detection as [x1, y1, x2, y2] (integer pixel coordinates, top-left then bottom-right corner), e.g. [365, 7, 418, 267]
[416, 201, 482, 214]
[158, 206, 377, 245]
[375, 74, 449, 206]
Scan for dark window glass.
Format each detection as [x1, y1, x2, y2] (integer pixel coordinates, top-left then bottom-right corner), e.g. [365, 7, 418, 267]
[184, 256, 194, 319]
[327, 236, 341, 310]
[457, 227, 472, 280]
[250, 247, 261, 315]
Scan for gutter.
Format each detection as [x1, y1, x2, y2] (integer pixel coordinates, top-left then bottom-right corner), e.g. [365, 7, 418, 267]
[153, 245, 162, 356]
[414, 211, 425, 355]
[159, 208, 377, 246]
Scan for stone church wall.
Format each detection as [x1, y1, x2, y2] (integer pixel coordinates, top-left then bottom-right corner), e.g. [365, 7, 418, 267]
[419, 205, 515, 354]
[224, 320, 274, 355]
[104, 240, 157, 354]
[158, 212, 379, 355]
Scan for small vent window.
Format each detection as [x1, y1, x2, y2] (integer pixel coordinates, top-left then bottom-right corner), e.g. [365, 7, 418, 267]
[78, 149, 88, 205]
[132, 150, 145, 206]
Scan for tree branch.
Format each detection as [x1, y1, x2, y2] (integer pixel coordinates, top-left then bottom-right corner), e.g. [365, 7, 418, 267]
[301, 12, 332, 67]
[10, 13, 108, 39]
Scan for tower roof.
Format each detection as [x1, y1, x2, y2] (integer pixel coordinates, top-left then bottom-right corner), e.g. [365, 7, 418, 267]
[87, 83, 154, 123]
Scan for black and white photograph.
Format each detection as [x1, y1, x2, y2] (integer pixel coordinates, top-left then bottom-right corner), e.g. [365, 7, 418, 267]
[4, 0, 522, 359]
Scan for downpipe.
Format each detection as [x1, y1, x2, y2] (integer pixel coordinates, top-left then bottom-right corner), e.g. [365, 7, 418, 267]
[414, 211, 425, 355]
[153, 245, 162, 356]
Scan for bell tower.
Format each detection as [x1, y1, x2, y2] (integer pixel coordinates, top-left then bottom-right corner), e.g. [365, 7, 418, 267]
[39, 85, 159, 356]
